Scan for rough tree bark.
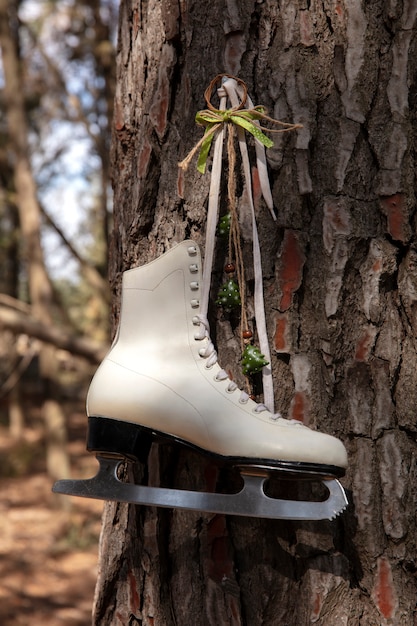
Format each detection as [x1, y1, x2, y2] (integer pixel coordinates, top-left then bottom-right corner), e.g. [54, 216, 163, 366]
[92, 1, 417, 624]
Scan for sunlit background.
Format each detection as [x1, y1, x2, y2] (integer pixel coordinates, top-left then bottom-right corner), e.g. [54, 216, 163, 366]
[0, 2, 119, 623]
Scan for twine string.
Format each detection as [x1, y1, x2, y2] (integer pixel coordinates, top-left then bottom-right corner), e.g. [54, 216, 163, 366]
[226, 125, 248, 349]
[179, 74, 301, 413]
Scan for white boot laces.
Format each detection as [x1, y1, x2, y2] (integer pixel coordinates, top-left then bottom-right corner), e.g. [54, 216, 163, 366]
[194, 313, 253, 405]
[194, 310, 296, 422]
[193, 314, 218, 368]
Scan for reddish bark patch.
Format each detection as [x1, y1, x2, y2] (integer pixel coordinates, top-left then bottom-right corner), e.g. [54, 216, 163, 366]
[149, 90, 170, 139]
[323, 199, 351, 253]
[373, 557, 397, 620]
[149, 51, 173, 140]
[132, 8, 140, 37]
[251, 166, 262, 208]
[207, 515, 233, 583]
[311, 589, 323, 620]
[300, 10, 315, 47]
[128, 570, 140, 613]
[114, 100, 125, 131]
[354, 328, 375, 362]
[289, 391, 310, 424]
[278, 230, 305, 312]
[177, 167, 185, 199]
[137, 138, 152, 180]
[274, 312, 290, 353]
[380, 194, 407, 243]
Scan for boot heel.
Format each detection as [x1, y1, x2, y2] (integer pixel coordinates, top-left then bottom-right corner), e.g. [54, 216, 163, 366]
[87, 416, 152, 463]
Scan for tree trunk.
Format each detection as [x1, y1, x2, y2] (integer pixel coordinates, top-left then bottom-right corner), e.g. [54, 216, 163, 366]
[93, 1, 417, 624]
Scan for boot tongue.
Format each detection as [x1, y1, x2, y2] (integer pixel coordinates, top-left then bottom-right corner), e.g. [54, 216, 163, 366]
[199, 77, 275, 413]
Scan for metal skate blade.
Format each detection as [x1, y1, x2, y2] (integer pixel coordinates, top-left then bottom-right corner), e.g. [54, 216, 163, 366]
[52, 455, 348, 521]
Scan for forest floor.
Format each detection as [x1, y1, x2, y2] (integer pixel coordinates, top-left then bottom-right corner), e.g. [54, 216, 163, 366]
[0, 400, 103, 626]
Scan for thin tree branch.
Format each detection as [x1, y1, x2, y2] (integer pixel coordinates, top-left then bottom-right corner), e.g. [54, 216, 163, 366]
[40, 204, 110, 302]
[0, 304, 108, 364]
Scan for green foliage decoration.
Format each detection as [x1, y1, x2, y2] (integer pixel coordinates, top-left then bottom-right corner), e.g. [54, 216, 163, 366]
[242, 344, 269, 375]
[216, 278, 241, 310]
[217, 213, 231, 238]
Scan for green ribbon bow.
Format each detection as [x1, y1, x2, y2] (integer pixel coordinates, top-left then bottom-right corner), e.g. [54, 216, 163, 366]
[194, 107, 274, 174]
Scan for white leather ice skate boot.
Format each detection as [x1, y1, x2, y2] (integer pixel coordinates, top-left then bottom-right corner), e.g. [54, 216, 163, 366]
[53, 240, 348, 520]
[84, 240, 347, 479]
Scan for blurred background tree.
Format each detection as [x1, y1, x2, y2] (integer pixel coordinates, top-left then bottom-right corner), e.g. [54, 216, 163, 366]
[0, 0, 117, 480]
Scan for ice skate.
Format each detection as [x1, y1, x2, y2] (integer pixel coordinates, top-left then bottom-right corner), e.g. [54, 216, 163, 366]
[53, 76, 348, 520]
[53, 241, 348, 520]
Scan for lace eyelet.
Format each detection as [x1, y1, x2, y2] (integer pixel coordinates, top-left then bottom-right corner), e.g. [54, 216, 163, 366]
[190, 281, 199, 290]
[188, 246, 197, 256]
[205, 363, 214, 370]
[190, 299, 200, 308]
[225, 386, 235, 394]
[189, 264, 198, 273]
[239, 397, 249, 405]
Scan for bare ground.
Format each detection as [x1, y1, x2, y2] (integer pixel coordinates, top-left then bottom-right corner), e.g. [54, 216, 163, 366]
[0, 405, 103, 626]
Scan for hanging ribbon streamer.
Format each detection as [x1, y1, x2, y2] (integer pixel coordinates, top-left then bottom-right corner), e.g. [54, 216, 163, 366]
[179, 74, 301, 413]
[179, 74, 301, 221]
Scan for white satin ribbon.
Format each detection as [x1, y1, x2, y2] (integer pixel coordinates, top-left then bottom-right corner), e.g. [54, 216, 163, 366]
[199, 77, 275, 413]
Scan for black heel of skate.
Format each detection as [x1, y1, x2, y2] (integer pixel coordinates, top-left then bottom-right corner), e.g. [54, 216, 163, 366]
[87, 416, 152, 464]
